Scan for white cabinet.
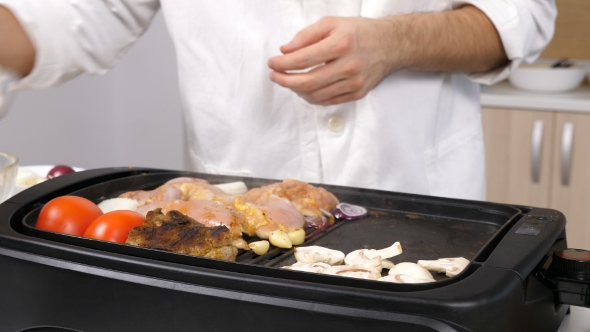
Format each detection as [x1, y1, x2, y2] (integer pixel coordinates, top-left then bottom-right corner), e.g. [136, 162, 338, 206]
[482, 107, 590, 250]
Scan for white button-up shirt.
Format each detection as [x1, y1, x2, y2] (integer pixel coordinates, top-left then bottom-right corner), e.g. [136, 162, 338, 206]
[0, 0, 556, 200]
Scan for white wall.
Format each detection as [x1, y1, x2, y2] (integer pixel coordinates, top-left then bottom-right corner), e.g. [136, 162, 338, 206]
[0, 12, 185, 171]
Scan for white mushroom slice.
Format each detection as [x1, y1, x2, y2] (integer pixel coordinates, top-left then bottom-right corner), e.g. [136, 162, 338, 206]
[381, 259, 395, 270]
[417, 257, 470, 278]
[324, 265, 381, 280]
[378, 274, 435, 284]
[294, 246, 345, 265]
[344, 242, 402, 270]
[375, 242, 403, 259]
[344, 249, 383, 273]
[388, 262, 435, 282]
[282, 262, 331, 273]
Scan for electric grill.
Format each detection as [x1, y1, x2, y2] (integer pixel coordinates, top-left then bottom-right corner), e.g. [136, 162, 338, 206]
[1, 167, 588, 332]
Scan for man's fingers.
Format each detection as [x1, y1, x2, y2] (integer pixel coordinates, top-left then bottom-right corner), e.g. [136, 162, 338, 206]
[297, 77, 368, 105]
[280, 17, 336, 54]
[269, 58, 357, 91]
[268, 38, 338, 72]
[268, 18, 356, 72]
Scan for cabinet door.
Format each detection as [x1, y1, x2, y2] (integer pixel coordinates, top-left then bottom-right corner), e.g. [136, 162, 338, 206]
[550, 113, 590, 250]
[481, 108, 554, 207]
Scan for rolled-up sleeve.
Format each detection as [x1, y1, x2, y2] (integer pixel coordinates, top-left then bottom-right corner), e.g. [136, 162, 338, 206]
[452, 0, 557, 85]
[0, 0, 160, 89]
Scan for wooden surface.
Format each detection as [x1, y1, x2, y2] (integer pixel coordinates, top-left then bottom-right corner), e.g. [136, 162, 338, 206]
[482, 108, 554, 207]
[541, 0, 590, 60]
[549, 113, 590, 250]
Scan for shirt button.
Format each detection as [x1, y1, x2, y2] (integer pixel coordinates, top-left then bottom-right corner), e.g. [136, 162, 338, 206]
[328, 116, 345, 133]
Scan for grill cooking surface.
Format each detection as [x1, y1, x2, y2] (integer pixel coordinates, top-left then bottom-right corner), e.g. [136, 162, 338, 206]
[17, 169, 521, 286]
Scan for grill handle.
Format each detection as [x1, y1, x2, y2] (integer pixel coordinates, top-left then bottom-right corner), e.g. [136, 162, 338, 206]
[560, 122, 574, 186]
[531, 120, 544, 183]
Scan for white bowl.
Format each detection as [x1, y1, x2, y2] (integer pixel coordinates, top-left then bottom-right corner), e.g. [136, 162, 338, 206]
[508, 66, 587, 93]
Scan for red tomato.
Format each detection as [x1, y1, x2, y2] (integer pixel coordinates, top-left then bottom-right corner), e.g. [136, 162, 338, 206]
[83, 210, 145, 243]
[36, 196, 103, 236]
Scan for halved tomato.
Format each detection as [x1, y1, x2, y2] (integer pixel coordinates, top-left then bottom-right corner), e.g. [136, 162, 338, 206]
[83, 210, 145, 243]
[36, 196, 103, 236]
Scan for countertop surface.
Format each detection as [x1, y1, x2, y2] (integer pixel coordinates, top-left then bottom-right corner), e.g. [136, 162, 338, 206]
[481, 80, 590, 113]
[558, 306, 590, 332]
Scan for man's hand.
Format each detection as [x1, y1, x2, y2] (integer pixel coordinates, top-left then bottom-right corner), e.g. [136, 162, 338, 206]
[268, 6, 508, 106]
[268, 17, 401, 106]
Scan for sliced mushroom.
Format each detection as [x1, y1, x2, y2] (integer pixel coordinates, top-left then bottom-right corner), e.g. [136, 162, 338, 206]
[388, 262, 435, 282]
[378, 274, 435, 284]
[324, 265, 381, 280]
[375, 242, 403, 259]
[294, 246, 345, 265]
[344, 249, 383, 273]
[344, 242, 402, 271]
[417, 257, 470, 277]
[381, 259, 395, 270]
[282, 262, 331, 273]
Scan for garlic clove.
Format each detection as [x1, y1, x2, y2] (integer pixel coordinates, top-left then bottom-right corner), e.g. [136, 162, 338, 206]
[269, 230, 292, 249]
[287, 228, 305, 246]
[248, 240, 270, 255]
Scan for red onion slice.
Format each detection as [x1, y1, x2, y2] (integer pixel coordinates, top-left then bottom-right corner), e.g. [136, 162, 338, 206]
[331, 203, 368, 220]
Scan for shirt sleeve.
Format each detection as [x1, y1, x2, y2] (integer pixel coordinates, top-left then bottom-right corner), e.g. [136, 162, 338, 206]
[0, 0, 160, 90]
[452, 0, 557, 85]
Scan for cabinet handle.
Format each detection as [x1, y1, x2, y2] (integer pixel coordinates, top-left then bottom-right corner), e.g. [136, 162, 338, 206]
[561, 122, 575, 186]
[531, 120, 544, 183]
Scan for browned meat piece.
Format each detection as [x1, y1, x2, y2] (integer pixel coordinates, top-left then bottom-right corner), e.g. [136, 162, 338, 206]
[126, 209, 238, 261]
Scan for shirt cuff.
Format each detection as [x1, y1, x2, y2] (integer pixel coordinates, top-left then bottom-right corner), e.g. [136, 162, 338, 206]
[452, 0, 556, 85]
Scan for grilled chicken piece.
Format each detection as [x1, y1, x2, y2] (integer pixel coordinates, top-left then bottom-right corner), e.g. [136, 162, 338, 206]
[234, 194, 304, 239]
[119, 177, 234, 206]
[126, 209, 238, 261]
[134, 199, 249, 250]
[242, 179, 339, 218]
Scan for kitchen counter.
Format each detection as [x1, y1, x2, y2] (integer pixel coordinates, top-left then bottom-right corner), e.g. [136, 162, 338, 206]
[481, 80, 590, 113]
[558, 306, 590, 332]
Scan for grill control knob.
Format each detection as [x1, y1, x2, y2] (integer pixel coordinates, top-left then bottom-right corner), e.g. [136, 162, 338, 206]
[549, 248, 590, 280]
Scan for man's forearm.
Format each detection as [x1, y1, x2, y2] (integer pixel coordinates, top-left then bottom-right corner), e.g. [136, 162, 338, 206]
[0, 6, 35, 76]
[390, 5, 508, 73]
